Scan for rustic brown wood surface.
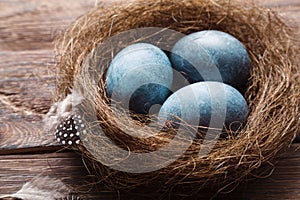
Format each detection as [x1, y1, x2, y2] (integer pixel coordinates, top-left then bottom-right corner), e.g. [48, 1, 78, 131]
[0, 0, 299, 199]
[0, 145, 299, 199]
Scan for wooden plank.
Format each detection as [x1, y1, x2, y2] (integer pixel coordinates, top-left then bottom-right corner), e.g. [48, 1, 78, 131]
[0, 0, 299, 152]
[0, 0, 82, 150]
[0, 0, 299, 51]
[0, 0, 299, 199]
[0, 151, 116, 200]
[0, 0, 130, 51]
[0, 50, 57, 151]
[0, 0, 96, 51]
[0, 144, 299, 199]
[225, 144, 300, 200]
[0, 50, 55, 113]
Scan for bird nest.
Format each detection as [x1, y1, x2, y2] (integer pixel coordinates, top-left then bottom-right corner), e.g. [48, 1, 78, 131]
[52, 0, 300, 195]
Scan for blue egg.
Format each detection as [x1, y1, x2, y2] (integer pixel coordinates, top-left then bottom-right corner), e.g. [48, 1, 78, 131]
[158, 82, 248, 136]
[106, 43, 173, 115]
[170, 30, 251, 91]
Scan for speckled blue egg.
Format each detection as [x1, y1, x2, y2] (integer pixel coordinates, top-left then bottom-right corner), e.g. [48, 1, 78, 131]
[106, 43, 173, 115]
[170, 30, 251, 91]
[158, 81, 248, 135]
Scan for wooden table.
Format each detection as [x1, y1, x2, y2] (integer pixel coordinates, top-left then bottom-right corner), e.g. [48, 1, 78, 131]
[0, 0, 299, 199]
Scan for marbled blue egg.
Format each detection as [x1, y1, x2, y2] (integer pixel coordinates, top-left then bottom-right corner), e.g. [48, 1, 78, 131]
[106, 43, 173, 115]
[170, 30, 251, 91]
[158, 81, 248, 135]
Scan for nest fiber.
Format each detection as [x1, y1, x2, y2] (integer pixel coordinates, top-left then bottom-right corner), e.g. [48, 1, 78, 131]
[54, 0, 300, 194]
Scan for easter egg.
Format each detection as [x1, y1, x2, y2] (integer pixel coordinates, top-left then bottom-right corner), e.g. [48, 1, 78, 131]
[170, 30, 251, 90]
[106, 43, 173, 115]
[158, 81, 248, 136]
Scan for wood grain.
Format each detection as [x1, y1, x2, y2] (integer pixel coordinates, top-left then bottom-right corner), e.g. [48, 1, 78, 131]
[0, 144, 299, 199]
[0, 0, 299, 199]
[0, 0, 97, 150]
[0, 0, 129, 152]
[0, 0, 96, 51]
[0, 151, 116, 200]
[0, 50, 57, 151]
[0, 0, 299, 151]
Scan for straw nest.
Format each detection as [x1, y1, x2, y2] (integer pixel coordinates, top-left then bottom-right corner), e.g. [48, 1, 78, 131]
[53, 0, 300, 195]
